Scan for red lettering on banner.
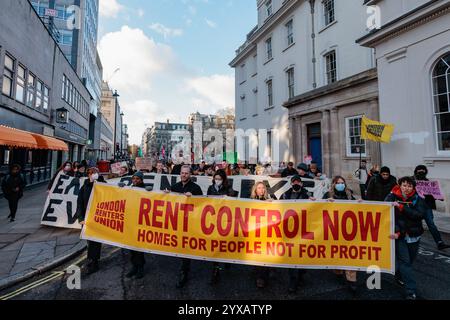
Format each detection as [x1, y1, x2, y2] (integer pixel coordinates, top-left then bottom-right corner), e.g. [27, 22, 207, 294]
[342, 211, 358, 241]
[201, 205, 215, 235]
[359, 211, 381, 242]
[180, 204, 194, 232]
[165, 201, 179, 231]
[301, 210, 314, 240]
[234, 208, 250, 237]
[217, 206, 232, 236]
[251, 209, 265, 237]
[139, 199, 151, 225]
[283, 210, 299, 239]
[323, 210, 339, 240]
[267, 210, 282, 238]
[152, 200, 164, 229]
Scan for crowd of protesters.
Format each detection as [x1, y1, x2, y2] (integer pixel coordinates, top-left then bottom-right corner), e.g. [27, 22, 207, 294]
[1, 157, 449, 300]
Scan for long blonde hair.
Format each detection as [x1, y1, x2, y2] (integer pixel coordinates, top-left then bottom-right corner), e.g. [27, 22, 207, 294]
[250, 182, 270, 200]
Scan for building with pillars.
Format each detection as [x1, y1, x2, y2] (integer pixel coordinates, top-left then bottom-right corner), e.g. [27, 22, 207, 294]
[230, 0, 378, 188]
[358, 0, 450, 212]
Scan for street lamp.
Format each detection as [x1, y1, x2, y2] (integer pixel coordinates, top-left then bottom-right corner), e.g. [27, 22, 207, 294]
[56, 107, 69, 124]
[113, 90, 120, 160]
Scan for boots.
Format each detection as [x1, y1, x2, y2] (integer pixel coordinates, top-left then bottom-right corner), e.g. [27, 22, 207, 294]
[85, 259, 99, 275]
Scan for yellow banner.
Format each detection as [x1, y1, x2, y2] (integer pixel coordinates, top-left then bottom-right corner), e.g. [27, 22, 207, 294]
[81, 184, 395, 274]
[361, 116, 395, 143]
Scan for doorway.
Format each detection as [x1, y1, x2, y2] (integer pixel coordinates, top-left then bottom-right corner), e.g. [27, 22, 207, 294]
[307, 123, 322, 171]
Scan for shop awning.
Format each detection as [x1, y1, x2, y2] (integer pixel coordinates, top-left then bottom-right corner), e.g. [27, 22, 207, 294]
[0, 125, 69, 151]
[31, 133, 69, 151]
[0, 125, 39, 149]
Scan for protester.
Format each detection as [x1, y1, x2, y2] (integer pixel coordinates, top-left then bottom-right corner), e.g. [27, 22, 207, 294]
[323, 176, 359, 294]
[281, 162, 297, 178]
[385, 176, 427, 300]
[280, 175, 316, 293]
[153, 161, 166, 174]
[125, 171, 146, 279]
[206, 169, 238, 285]
[366, 165, 380, 188]
[1, 164, 26, 222]
[354, 160, 369, 199]
[165, 165, 203, 288]
[76, 167, 106, 275]
[47, 161, 74, 192]
[74, 164, 87, 178]
[296, 163, 310, 179]
[171, 162, 183, 175]
[250, 182, 276, 289]
[366, 166, 397, 201]
[119, 165, 129, 177]
[413, 165, 450, 251]
[205, 165, 216, 177]
[308, 162, 323, 179]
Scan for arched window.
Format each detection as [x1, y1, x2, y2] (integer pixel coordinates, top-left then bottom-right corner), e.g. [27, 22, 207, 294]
[432, 53, 450, 151]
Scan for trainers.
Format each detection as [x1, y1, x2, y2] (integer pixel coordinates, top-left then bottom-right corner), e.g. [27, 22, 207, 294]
[85, 261, 99, 275]
[395, 276, 405, 287]
[438, 242, 450, 251]
[176, 271, 188, 288]
[126, 266, 138, 278]
[406, 293, 417, 300]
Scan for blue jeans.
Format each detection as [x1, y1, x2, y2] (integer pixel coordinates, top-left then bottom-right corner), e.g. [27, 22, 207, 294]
[396, 239, 420, 295]
[424, 208, 443, 245]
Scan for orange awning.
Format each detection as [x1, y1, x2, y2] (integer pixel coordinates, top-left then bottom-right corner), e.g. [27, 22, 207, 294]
[0, 125, 39, 149]
[31, 133, 69, 151]
[0, 125, 69, 151]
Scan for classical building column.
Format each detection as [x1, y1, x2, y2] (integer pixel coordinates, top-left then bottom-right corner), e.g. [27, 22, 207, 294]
[367, 98, 382, 166]
[329, 108, 340, 177]
[321, 109, 331, 176]
[289, 116, 297, 163]
[295, 117, 303, 165]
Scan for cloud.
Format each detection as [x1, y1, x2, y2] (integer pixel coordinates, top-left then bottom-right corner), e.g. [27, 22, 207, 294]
[186, 74, 235, 108]
[149, 23, 184, 39]
[205, 19, 217, 28]
[137, 9, 145, 18]
[99, 0, 123, 18]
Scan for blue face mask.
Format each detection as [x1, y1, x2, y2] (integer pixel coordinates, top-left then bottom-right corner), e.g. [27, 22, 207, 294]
[335, 183, 346, 192]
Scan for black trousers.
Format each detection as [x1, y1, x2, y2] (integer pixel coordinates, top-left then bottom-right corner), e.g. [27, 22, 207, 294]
[7, 197, 19, 219]
[180, 258, 191, 273]
[288, 269, 306, 284]
[255, 267, 270, 281]
[130, 251, 145, 267]
[87, 241, 102, 261]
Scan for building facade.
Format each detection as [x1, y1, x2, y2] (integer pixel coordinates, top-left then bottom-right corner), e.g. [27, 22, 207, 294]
[358, 0, 450, 211]
[230, 0, 376, 175]
[0, 0, 91, 182]
[148, 121, 191, 161]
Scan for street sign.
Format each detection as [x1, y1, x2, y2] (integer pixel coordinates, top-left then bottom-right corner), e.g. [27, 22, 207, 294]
[45, 8, 58, 17]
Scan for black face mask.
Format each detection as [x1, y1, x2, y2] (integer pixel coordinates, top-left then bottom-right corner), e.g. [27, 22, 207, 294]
[292, 184, 302, 192]
[416, 172, 427, 179]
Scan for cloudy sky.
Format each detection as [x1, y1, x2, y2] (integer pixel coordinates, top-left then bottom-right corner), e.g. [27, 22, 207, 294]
[97, 0, 256, 145]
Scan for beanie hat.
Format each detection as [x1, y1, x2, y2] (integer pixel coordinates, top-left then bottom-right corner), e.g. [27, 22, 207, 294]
[380, 167, 391, 175]
[132, 171, 144, 181]
[297, 163, 308, 171]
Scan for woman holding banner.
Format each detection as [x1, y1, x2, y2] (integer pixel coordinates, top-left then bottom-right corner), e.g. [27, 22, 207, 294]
[251, 182, 276, 289]
[47, 161, 74, 193]
[323, 176, 359, 294]
[206, 169, 238, 285]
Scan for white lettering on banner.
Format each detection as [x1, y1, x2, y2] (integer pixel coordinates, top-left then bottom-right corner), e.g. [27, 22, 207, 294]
[41, 173, 330, 230]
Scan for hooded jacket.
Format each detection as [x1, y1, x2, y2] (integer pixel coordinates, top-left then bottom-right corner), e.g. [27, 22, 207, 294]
[76, 176, 106, 222]
[367, 175, 397, 201]
[385, 186, 426, 238]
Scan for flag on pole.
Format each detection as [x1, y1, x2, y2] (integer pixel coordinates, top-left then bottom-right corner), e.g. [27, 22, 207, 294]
[361, 116, 395, 144]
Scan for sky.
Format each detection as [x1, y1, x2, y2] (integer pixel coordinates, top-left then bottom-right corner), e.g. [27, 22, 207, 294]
[97, 0, 257, 145]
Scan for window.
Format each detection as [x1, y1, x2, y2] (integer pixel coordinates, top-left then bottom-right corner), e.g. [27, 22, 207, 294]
[266, 38, 273, 60]
[432, 53, 450, 152]
[62, 75, 66, 99]
[43, 86, 49, 110]
[267, 80, 273, 108]
[346, 116, 366, 157]
[26, 73, 36, 107]
[286, 20, 294, 46]
[323, 0, 335, 26]
[35, 80, 43, 108]
[325, 50, 337, 84]
[2, 54, 14, 96]
[16, 65, 26, 102]
[287, 68, 295, 99]
[265, 0, 273, 18]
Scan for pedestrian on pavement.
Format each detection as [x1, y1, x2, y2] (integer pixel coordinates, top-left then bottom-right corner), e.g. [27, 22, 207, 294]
[323, 176, 360, 294]
[385, 176, 427, 300]
[47, 161, 74, 192]
[165, 165, 203, 288]
[413, 165, 450, 251]
[206, 169, 238, 285]
[366, 166, 397, 201]
[1, 164, 26, 222]
[281, 175, 316, 293]
[124, 171, 146, 279]
[251, 182, 276, 289]
[354, 160, 369, 199]
[281, 162, 297, 178]
[76, 167, 106, 275]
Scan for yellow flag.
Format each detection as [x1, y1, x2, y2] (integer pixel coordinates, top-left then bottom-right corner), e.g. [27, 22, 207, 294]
[361, 116, 395, 143]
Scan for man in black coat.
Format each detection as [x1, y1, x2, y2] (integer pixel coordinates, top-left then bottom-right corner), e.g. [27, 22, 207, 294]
[166, 165, 203, 288]
[281, 162, 298, 178]
[367, 166, 397, 201]
[385, 177, 426, 300]
[1, 164, 26, 222]
[76, 167, 106, 275]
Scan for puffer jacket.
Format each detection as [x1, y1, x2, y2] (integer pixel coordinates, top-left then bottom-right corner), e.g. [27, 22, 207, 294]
[385, 186, 426, 239]
[367, 175, 398, 201]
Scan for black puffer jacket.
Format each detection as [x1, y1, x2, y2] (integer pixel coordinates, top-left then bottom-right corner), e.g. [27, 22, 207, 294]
[281, 188, 310, 200]
[207, 184, 238, 197]
[76, 176, 106, 222]
[385, 186, 426, 238]
[367, 175, 397, 201]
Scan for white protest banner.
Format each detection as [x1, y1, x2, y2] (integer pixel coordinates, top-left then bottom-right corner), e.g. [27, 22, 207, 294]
[416, 180, 445, 200]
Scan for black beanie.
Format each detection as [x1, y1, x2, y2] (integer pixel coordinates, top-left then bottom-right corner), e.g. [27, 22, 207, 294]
[380, 166, 391, 174]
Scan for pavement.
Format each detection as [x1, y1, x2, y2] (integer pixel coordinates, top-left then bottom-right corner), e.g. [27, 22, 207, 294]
[0, 184, 86, 290]
[0, 182, 449, 295]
